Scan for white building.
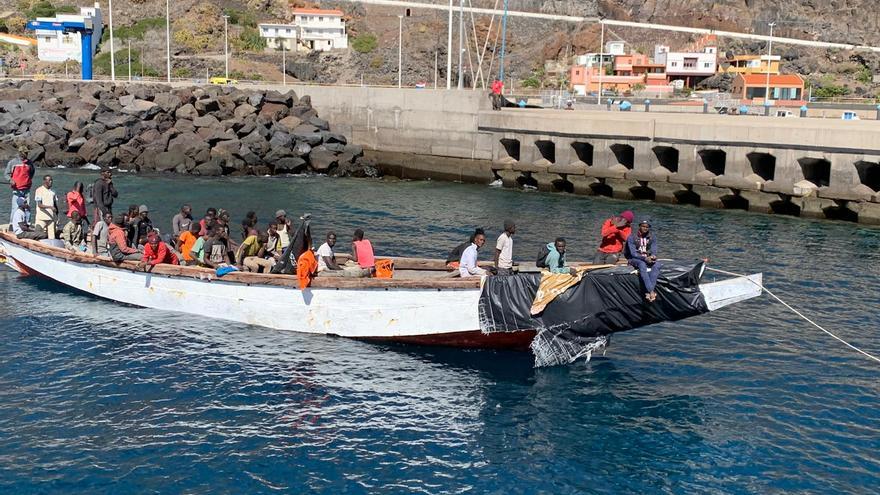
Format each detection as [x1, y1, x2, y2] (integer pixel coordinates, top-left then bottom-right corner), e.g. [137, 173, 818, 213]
[258, 22, 297, 51]
[655, 44, 718, 87]
[291, 8, 347, 51]
[605, 41, 625, 56]
[34, 2, 103, 63]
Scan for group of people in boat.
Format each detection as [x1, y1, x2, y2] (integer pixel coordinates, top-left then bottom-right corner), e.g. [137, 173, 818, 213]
[5, 146, 661, 300]
[444, 210, 661, 301]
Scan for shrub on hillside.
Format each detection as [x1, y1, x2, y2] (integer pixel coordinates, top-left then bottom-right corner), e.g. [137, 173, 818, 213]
[352, 34, 377, 53]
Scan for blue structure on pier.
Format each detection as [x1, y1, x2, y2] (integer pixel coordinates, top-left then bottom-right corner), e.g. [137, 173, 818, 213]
[25, 19, 96, 80]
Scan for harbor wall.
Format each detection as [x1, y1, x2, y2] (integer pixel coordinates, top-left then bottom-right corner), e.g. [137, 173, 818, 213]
[288, 84, 880, 224]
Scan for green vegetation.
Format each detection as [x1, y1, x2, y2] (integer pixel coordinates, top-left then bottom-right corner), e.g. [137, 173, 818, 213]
[223, 8, 257, 28]
[55, 5, 77, 14]
[369, 55, 383, 69]
[172, 2, 223, 53]
[351, 33, 378, 54]
[172, 67, 191, 78]
[26, 0, 57, 18]
[233, 27, 266, 51]
[521, 67, 545, 88]
[101, 17, 166, 43]
[93, 47, 158, 78]
[813, 85, 851, 98]
[856, 67, 873, 84]
[632, 82, 646, 92]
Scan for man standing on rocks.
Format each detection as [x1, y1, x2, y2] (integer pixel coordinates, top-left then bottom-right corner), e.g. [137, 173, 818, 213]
[91, 168, 118, 223]
[5, 146, 34, 225]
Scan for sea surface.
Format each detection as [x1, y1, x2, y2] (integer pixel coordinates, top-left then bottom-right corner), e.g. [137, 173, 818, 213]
[1, 169, 879, 494]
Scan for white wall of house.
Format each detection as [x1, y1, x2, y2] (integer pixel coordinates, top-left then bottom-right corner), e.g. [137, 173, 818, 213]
[663, 47, 717, 76]
[292, 11, 347, 51]
[259, 23, 297, 51]
[35, 3, 103, 63]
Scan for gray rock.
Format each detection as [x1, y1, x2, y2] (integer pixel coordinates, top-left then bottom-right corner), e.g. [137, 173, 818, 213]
[322, 132, 347, 145]
[30, 131, 54, 146]
[323, 142, 345, 153]
[296, 132, 323, 146]
[195, 98, 220, 114]
[77, 137, 109, 163]
[153, 93, 182, 113]
[308, 116, 330, 130]
[95, 112, 137, 128]
[95, 147, 118, 168]
[193, 114, 221, 128]
[292, 123, 319, 135]
[65, 102, 96, 126]
[119, 94, 136, 107]
[263, 146, 293, 163]
[234, 103, 257, 119]
[308, 146, 338, 172]
[168, 132, 209, 159]
[175, 103, 198, 120]
[268, 132, 293, 149]
[98, 126, 130, 147]
[174, 119, 196, 133]
[121, 99, 160, 119]
[67, 137, 87, 151]
[274, 157, 307, 173]
[292, 141, 312, 156]
[343, 143, 364, 157]
[155, 150, 187, 172]
[44, 150, 83, 168]
[247, 93, 264, 107]
[115, 143, 143, 164]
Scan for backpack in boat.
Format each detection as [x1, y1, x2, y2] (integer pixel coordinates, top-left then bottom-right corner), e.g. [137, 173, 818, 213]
[107, 240, 126, 263]
[85, 181, 95, 205]
[536, 244, 550, 268]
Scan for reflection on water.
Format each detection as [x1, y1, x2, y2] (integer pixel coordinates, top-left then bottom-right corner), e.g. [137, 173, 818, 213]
[1, 170, 879, 493]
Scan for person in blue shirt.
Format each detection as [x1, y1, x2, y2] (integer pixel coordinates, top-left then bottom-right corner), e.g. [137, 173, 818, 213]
[625, 220, 661, 302]
[544, 237, 577, 276]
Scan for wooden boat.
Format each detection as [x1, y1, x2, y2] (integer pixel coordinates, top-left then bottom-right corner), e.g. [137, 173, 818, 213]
[0, 232, 762, 351]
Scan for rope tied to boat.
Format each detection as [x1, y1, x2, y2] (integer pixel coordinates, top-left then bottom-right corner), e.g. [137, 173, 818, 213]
[705, 267, 880, 365]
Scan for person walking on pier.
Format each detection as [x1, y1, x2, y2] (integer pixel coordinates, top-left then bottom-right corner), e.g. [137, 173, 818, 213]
[593, 210, 633, 265]
[494, 221, 516, 275]
[625, 220, 662, 303]
[91, 168, 118, 224]
[5, 146, 34, 225]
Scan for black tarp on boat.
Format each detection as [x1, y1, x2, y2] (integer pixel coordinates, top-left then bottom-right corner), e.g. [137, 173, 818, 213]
[478, 261, 709, 366]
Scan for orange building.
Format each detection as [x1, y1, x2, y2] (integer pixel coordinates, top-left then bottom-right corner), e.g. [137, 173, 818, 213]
[731, 73, 805, 106]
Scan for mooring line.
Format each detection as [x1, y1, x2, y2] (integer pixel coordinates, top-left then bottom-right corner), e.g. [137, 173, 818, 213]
[705, 266, 880, 365]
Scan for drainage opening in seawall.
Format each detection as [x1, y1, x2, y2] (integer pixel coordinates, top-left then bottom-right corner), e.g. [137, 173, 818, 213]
[798, 157, 831, 187]
[652, 146, 679, 173]
[500, 138, 520, 161]
[747, 152, 776, 181]
[721, 193, 749, 210]
[698, 149, 726, 176]
[571, 141, 594, 166]
[516, 172, 538, 189]
[535, 140, 555, 164]
[854, 160, 880, 192]
[552, 178, 574, 193]
[610, 144, 634, 169]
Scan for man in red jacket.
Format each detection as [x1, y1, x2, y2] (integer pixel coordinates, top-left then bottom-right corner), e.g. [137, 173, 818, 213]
[5, 146, 34, 225]
[138, 231, 179, 271]
[593, 210, 634, 265]
[107, 214, 143, 261]
[490, 79, 504, 110]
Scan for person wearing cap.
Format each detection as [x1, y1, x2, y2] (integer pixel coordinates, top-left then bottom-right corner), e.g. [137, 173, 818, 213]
[107, 213, 142, 261]
[625, 219, 661, 303]
[11, 196, 45, 240]
[593, 210, 634, 265]
[275, 209, 292, 250]
[128, 204, 154, 247]
[494, 220, 516, 275]
[138, 231, 179, 271]
[5, 145, 35, 225]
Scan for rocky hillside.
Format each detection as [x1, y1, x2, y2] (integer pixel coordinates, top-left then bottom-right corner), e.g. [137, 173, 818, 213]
[2, 0, 879, 95]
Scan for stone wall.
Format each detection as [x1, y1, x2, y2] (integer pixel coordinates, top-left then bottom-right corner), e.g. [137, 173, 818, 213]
[0, 80, 373, 177]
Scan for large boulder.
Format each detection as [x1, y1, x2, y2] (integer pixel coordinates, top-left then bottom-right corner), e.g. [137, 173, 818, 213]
[263, 146, 293, 163]
[233, 103, 257, 119]
[195, 98, 220, 114]
[116, 143, 143, 165]
[77, 137, 109, 163]
[65, 102, 96, 127]
[67, 137, 87, 151]
[121, 99, 160, 119]
[322, 132, 347, 145]
[258, 102, 288, 121]
[274, 157, 307, 174]
[308, 146, 338, 172]
[194, 160, 223, 176]
[308, 116, 330, 130]
[119, 94, 136, 107]
[268, 132, 293, 149]
[292, 141, 312, 157]
[155, 150, 189, 172]
[175, 103, 198, 120]
[168, 132, 209, 159]
[153, 92, 182, 113]
[95, 111, 137, 128]
[193, 114, 221, 128]
[265, 89, 296, 106]
[247, 93, 264, 107]
[97, 126, 130, 147]
[174, 119, 196, 133]
[44, 149, 83, 168]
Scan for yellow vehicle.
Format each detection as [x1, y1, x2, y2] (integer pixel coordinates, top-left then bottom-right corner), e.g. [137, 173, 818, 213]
[209, 77, 238, 85]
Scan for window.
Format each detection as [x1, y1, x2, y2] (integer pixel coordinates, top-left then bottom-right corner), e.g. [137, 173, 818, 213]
[319, 16, 323, 21]
[286, 29, 291, 34]
[703, 62, 711, 68]
[683, 57, 697, 68]
[61, 35, 73, 44]
[671, 61, 678, 67]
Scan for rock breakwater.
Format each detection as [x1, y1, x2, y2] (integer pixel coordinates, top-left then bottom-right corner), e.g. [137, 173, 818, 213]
[0, 80, 376, 177]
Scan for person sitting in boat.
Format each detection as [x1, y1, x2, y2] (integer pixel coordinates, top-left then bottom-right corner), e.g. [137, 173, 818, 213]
[347, 229, 375, 275]
[446, 228, 484, 271]
[593, 210, 633, 265]
[177, 222, 201, 266]
[138, 231, 179, 271]
[459, 231, 489, 278]
[275, 210, 293, 251]
[625, 220, 662, 303]
[11, 196, 46, 240]
[542, 238, 577, 276]
[108, 213, 143, 261]
[201, 224, 231, 269]
[198, 208, 217, 236]
[171, 204, 194, 238]
[61, 211, 86, 251]
[91, 211, 113, 257]
[316, 231, 342, 273]
[129, 205, 154, 248]
[264, 222, 283, 263]
[238, 227, 273, 273]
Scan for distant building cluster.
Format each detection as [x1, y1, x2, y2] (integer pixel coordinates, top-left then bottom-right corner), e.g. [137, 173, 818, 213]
[258, 8, 348, 53]
[569, 35, 805, 105]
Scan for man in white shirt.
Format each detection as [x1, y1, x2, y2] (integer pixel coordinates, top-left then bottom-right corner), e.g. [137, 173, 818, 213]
[459, 231, 488, 278]
[494, 220, 516, 275]
[316, 231, 341, 272]
[33, 174, 58, 238]
[11, 196, 45, 240]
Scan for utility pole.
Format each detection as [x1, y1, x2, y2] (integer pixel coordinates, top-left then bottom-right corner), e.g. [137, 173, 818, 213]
[434, 50, 438, 89]
[108, 0, 115, 81]
[446, 0, 452, 89]
[282, 39, 286, 86]
[223, 15, 230, 79]
[165, 0, 171, 82]
[398, 15, 403, 88]
[765, 21, 776, 108]
[499, 0, 508, 83]
[127, 39, 131, 81]
[457, 0, 464, 89]
[597, 21, 604, 105]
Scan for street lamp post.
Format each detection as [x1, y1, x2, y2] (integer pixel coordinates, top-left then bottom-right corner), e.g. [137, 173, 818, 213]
[764, 22, 776, 108]
[282, 39, 286, 86]
[597, 21, 604, 105]
[457, 0, 464, 89]
[398, 15, 403, 88]
[165, 0, 171, 82]
[108, 0, 115, 81]
[446, 0, 452, 89]
[223, 15, 230, 79]
[127, 39, 131, 81]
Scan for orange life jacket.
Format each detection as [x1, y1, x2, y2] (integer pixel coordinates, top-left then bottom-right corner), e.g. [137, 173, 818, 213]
[297, 249, 318, 289]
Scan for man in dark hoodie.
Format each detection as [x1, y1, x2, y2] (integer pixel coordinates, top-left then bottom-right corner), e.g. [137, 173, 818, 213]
[91, 168, 118, 223]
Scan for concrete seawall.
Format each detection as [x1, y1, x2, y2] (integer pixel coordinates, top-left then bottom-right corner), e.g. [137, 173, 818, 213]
[286, 85, 880, 224]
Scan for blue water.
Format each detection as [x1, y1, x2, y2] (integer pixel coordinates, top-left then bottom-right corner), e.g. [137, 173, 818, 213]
[2, 170, 879, 494]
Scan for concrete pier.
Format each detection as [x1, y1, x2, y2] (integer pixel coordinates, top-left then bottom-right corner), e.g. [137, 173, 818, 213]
[289, 84, 880, 225]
